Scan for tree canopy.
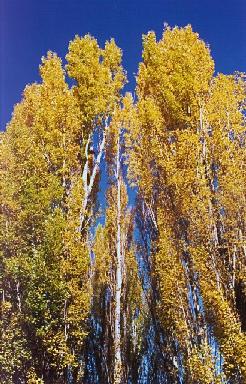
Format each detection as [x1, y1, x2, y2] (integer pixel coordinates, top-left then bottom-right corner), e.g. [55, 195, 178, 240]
[1, 25, 246, 384]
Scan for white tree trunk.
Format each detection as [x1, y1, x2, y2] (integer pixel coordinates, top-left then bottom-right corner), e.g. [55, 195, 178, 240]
[82, 134, 91, 196]
[200, 107, 221, 290]
[79, 129, 107, 232]
[114, 136, 122, 384]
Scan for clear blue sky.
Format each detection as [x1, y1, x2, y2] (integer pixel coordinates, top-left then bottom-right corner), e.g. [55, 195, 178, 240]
[1, 0, 246, 131]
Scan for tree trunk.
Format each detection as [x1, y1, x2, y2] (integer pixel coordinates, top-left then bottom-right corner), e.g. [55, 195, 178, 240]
[79, 129, 107, 232]
[114, 136, 122, 384]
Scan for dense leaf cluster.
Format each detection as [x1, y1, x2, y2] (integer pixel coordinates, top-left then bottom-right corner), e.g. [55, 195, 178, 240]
[1, 25, 245, 383]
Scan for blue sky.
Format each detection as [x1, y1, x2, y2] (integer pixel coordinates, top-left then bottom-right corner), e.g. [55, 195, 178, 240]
[1, 0, 246, 131]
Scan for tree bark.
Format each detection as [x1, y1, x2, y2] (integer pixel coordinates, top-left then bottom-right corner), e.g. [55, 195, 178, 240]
[79, 129, 107, 233]
[114, 135, 122, 384]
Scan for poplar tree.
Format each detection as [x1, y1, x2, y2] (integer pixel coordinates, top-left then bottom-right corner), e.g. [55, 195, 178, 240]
[127, 25, 246, 383]
[84, 104, 143, 384]
[1, 24, 245, 384]
[1, 34, 125, 384]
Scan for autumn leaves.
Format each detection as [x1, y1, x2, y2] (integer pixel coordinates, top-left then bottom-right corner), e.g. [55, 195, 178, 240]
[1, 25, 246, 383]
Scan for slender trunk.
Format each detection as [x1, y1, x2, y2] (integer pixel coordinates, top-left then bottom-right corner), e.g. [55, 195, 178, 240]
[114, 136, 122, 384]
[239, 228, 246, 259]
[199, 107, 221, 290]
[145, 200, 158, 231]
[82, 134, 91, 196]
[232, 245, 236, 292]
[79, 129, 107, 232]
[16, 281, 21, 312]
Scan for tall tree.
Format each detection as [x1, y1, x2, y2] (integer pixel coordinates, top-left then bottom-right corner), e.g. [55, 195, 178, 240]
[84, 105, 143, 384]
[1, 25, 245, 384]
[127, 25, 246, 383]
[1, 34, 125, 384]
